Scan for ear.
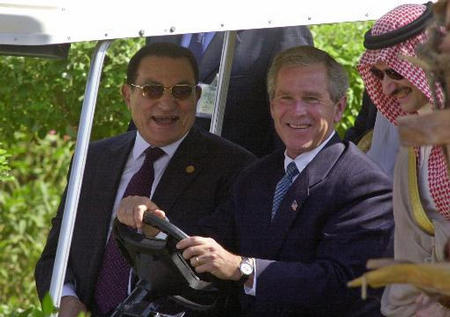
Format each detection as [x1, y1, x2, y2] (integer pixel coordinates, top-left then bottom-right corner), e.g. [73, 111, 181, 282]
[195, 85, 202, 102]
[333, 95, 347, 123]
[121, 84, 131, 109]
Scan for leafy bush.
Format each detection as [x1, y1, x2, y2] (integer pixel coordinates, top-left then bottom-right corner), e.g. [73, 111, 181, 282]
[0, 294, 57, 317]
[310, 21, 374, 136]
[0, 38, 144, 145]
[0, 144, 12, 182]
[0, 132, 73, 311]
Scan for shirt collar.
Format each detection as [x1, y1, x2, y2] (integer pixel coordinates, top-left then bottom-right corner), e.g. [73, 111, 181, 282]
[284, 131, 335, 173]
[132, 131, 188, 161]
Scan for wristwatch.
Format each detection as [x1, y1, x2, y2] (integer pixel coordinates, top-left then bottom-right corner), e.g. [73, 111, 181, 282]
[239, 257, 254, 283]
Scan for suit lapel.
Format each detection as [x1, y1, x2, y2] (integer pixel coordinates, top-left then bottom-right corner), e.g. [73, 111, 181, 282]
[97, 133, 136, 216]
[152, 127, 207, 216]
[78, 132, 135, 282]
[266, 134, 344, 257]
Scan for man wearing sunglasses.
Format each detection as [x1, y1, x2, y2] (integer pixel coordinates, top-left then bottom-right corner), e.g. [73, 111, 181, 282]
[358, 3, 450, 316]
[118, 45, 394, 316]
[35, 42, 255, 316]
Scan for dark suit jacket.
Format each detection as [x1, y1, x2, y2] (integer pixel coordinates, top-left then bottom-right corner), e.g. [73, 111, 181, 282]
[145, 27, 313, 157]
[225, 134, 393, 316]
[34, 126, 255, 312]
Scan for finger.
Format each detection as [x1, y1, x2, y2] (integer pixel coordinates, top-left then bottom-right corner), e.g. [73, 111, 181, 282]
[176, 237, 193, 250]
[133, 205, 148, 229]
[347, 276, 365, 288]
[349, 264, 417, 289]
[194, 262, 211, 274]
[117, 196, 151, 226]
[347, 270, 389, 288]
[148, 208, 166, 219]
[190, 256, 201, 267]
[144, 200, 161, 212]
[176, 236, 205, 250]
[116, 197, 134, 226]
[182, 245, 207, 261]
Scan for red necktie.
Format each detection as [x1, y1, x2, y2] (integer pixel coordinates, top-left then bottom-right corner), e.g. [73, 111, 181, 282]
[94, 147, 165, 315]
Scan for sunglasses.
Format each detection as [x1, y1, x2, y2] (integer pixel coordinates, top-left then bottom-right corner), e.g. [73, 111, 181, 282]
[130, 83, 196, 100]
[370, 67, 404, 81]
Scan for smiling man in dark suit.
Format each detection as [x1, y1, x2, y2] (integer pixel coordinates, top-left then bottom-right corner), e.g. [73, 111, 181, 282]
[119, 45, 394, 316]
[145, 27, 314, 157]
[34, 42, 255, 316]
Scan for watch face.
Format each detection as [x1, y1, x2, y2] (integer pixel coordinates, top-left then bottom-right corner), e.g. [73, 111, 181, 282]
[240, 262, 253, 275]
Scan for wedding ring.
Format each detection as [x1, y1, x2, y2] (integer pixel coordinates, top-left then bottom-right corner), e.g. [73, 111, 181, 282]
[195, 256, 200, 264]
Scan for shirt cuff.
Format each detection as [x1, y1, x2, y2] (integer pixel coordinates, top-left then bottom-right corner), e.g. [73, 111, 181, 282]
[244, 258, 257, 296]
[62, 283, 78, 298]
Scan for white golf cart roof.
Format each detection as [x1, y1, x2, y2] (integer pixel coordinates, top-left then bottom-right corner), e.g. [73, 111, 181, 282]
[1, 0, 427, 45]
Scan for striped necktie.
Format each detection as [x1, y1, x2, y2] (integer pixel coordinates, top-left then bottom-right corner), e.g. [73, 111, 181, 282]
[271, 161, 299, 219]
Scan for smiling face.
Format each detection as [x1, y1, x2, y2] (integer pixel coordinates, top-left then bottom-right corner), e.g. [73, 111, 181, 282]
[270, 63, 346, 158]
[122, 56, 200, 147]
[374, 62, 428, 113]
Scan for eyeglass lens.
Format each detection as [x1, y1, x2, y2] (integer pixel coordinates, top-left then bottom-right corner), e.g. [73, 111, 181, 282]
[370, 67, 404, 81]
[141, 84, 194, 100]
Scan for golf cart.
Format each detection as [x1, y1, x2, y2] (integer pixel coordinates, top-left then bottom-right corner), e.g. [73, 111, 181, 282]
[0, 0, 428, 315]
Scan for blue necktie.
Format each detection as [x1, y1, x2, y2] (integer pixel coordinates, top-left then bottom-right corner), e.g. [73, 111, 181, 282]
[188, 33, 204, 62]
[94, 147, 165, 315]
[272, 162, 299, 219]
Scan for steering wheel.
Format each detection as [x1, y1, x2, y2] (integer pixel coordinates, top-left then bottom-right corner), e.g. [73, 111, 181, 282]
[142, 212, 189, 242]
[114, 211, 220, 311]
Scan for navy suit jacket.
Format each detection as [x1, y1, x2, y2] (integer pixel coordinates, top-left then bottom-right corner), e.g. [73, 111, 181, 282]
[146, 27, 314, 157]
[224, 134, 393, 316]
[35, 126, 255, 312]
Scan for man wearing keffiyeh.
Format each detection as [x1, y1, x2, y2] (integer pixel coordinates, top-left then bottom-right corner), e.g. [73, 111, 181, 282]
[358, 3, 450, 316]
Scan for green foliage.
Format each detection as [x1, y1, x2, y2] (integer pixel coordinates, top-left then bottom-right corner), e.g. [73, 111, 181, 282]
[0, 294, 57, 317]
[0, 132, 73, 312]
[0, 38, 144, 145]
[0, 144, 12, 182]
[310, 21, 374, 137]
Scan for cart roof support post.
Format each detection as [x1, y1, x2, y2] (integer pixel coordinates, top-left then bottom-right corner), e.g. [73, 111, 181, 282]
[49, 40, 112, 312]
[210, 30, 236, 135]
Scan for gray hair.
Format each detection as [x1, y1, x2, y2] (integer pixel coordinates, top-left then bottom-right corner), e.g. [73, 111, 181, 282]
[267, 46, 349, 102]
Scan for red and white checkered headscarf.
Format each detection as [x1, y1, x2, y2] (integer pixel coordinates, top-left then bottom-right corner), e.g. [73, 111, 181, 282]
[358, 4, 450, 218]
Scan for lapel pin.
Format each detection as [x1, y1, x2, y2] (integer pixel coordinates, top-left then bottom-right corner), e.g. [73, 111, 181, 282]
[185, 165, 195, 174]
[291, 200, 299, 212]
